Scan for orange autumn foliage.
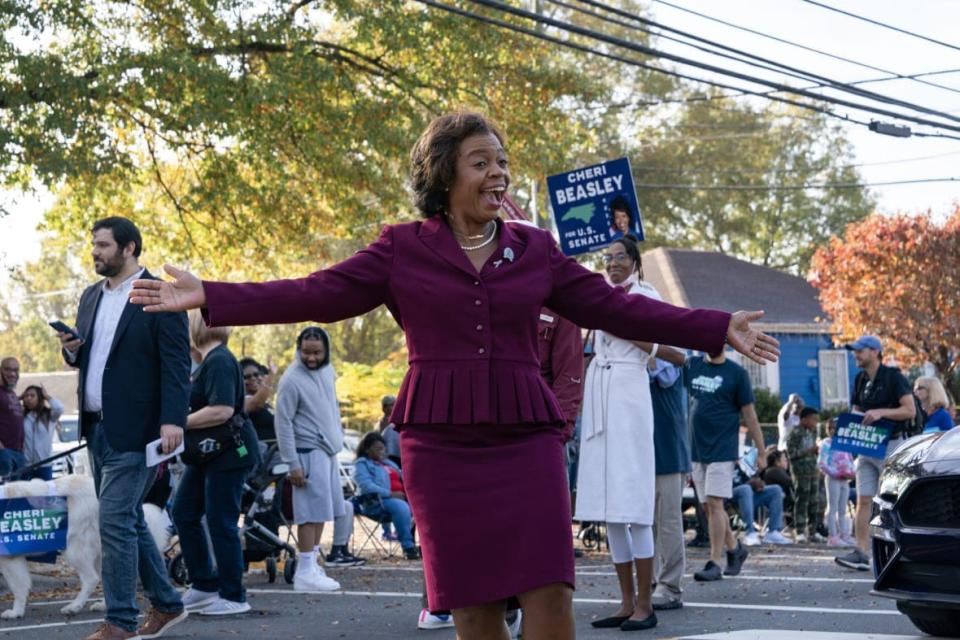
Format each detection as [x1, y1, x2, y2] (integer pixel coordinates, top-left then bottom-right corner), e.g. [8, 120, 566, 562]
[810, 207, 960, 390]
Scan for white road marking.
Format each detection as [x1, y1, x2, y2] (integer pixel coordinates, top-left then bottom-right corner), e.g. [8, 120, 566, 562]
[577, 571, 873, 583]
[247, 588, 899, 616]
[350, 565, 872, 584]
[682, 631, 926, 640]
[0, 589, 901, 634]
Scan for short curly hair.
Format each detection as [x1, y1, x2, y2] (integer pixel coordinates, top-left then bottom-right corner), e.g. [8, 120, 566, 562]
[409, 111, 506, 218]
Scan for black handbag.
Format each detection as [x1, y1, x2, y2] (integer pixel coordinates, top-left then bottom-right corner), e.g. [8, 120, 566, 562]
[182, 413, 246, 465]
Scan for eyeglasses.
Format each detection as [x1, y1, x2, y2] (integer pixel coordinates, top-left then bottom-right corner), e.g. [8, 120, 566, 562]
[602, 252, 632, 265]
[243, 373, 263, 380]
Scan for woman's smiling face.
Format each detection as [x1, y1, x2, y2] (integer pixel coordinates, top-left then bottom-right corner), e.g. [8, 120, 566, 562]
[604, 241, 635, 285]
[447, 133, 510, 224]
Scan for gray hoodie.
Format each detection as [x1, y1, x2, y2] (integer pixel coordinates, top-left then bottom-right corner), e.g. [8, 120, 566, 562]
[275, 347, 344, 470]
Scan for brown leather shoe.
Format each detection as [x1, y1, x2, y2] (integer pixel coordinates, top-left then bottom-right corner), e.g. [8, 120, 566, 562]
[83, 622, 140, 640]
[137, 608, 188, 639]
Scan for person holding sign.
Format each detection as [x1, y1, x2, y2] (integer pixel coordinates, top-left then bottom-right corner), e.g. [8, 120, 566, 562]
[835, 335, 915, 572]
[127, 111, 780, 640]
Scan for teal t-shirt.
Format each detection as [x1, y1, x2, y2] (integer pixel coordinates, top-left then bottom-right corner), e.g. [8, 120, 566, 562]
[686, 356, 754, 463]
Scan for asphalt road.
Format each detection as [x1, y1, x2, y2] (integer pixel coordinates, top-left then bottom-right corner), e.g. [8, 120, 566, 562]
[0, 543, 942, 639]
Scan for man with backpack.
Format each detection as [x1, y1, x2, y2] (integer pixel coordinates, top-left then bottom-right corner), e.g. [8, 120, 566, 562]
[835, 336, 918, 571]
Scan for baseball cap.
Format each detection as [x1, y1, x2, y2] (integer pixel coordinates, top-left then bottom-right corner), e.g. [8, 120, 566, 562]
[846, 335, 882, 352]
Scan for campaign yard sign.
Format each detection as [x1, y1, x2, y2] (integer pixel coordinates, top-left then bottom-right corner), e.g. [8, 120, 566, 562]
[0, 496, 68, 556]
[832, 413, 893, 459]
[547, 157, 643, 256]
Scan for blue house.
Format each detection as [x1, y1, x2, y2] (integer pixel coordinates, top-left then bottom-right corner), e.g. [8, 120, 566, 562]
[642, 248, 857, 409]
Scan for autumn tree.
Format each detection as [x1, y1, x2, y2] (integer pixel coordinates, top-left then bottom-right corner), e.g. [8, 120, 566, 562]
[810, 207, 960, 397]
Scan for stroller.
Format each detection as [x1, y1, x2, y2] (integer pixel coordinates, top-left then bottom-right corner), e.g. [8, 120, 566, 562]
[165, 443, 300, 585]
[240, 443, 299, 583]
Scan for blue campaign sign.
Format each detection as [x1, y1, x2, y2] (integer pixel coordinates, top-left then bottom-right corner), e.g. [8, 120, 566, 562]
[0, 496, 68, 556]
[547, 157, 643, 256]
[832, 413, 892, 459]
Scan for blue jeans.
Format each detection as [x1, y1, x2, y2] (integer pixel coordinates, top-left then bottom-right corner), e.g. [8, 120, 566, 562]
[172, 464, 247, 603]
[733, 483, 785, 533]
[88, 425, 183, 632]
[363, 497, 415, 550]
[0, 449, 26, 478]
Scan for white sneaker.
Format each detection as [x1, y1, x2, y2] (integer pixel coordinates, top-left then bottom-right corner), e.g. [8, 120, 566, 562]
[743, 532, 761, 547]
[418, 608, 455, 629]
[294, 568, 341, 592]
[506, 609, 522, 638]
[199, 598, 252, 616]
[181, 588, 218, 611]
[763, 530, 794, 545]
[795, 533, 807, 543]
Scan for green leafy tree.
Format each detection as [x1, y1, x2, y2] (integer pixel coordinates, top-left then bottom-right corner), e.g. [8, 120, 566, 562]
[633, 96, 874, 274]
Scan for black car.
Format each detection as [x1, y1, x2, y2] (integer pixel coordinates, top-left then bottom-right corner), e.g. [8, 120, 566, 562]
[871, 427, 960, 637]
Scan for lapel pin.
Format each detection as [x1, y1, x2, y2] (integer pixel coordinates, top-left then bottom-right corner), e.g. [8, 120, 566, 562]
[503, 247, 515, 262]
[493, 259, 503, 268]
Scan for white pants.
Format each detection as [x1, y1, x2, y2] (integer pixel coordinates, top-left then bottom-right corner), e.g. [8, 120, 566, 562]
[824, 477, 850, 538]
[607, 522, 654, 564]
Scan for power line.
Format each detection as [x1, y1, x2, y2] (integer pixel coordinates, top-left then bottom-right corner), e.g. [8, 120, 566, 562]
[415, 0, 879, 131]
[652, 0, 960, 95]
[459, 0, 960, 136]
[568, 0, 960, 125]
[801, 0, 960, 54]
[633, 149, 960, 175]
[636, 177, 959, 191]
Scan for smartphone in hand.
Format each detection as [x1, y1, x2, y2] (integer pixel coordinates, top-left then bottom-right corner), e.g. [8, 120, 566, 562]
[49, 320, 82, 342]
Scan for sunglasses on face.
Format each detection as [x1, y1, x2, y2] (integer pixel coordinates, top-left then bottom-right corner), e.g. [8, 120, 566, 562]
[915, 386, 927, 391]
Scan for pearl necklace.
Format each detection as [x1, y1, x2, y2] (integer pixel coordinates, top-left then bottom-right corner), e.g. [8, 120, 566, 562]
[459, 223, 498, 251]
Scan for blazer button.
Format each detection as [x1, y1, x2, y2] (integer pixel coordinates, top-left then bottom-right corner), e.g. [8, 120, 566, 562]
[474, 299, 482, 306]
[473, 280, 480, 286]
[476, 324, 483, 331]
[478, 347, 485, 354]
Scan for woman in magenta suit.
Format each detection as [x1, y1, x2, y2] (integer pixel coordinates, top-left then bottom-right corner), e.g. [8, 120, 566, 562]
[131, 112, 779, 640]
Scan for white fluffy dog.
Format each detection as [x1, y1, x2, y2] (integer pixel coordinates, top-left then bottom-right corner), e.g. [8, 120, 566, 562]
[0, 474, 169, 619]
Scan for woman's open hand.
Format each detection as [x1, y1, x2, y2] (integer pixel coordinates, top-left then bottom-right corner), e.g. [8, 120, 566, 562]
[727, 311, 780, 365]
[130, 264, 206, 312]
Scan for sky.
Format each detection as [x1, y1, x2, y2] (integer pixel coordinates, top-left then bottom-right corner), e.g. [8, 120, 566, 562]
[2, 0, 959, 277]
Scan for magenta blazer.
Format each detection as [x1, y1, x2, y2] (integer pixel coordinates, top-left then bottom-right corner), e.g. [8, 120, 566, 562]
[203, 217, 729, 427]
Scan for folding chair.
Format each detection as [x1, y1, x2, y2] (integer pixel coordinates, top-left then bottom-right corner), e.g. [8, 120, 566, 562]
[350, 494, 402, 559]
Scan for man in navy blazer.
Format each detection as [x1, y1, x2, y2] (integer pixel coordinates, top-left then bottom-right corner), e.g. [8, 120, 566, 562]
[59, 217, 189, 640]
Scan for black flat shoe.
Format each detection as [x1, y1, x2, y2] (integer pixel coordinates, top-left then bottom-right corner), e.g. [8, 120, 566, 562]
[620, 613, 658, 631]
[591, 614, 632, 629]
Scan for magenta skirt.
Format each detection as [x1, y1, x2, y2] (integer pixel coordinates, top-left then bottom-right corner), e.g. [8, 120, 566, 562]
[400, 423, 575, 611]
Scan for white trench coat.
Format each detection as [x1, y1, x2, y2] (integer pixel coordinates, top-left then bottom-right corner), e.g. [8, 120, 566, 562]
[574, 278, 658, 525]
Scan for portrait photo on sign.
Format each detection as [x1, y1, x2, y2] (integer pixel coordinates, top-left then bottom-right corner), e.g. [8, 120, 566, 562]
[608, 195, 637, 240]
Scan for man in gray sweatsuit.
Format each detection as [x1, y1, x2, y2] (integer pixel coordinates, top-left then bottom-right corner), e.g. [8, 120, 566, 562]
[275, 327, 362, 592]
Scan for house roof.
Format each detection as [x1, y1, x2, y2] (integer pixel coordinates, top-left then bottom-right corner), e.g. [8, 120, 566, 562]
[641, 248, 826, 326]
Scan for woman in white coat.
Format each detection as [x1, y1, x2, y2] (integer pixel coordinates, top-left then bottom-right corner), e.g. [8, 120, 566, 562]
[576, 236, 685, 632]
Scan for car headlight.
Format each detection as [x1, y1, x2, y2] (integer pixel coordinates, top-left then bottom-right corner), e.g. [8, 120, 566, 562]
[877, 468, 915, 503]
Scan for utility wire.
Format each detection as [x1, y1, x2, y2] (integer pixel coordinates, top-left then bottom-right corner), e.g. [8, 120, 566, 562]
[636, 177, 959, 191]
[414, 0, 871, 129]
[460, 0, 960, 135]
[652, 0, 960, 95]
[416, 0, 960, 140]
[569, 0, 960, 125]
[801, 0, 960, 53]
[633, 149, 960, 175]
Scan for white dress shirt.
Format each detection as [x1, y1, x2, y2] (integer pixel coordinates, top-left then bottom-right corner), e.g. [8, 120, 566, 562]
[82, 268, 144, 412]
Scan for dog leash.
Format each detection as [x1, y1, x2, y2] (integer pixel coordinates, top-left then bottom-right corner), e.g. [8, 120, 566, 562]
[0, 443, 88, 484]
